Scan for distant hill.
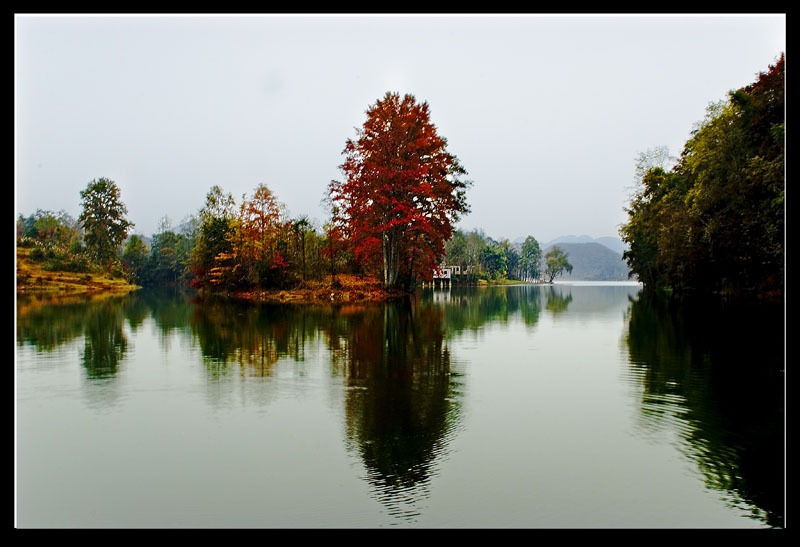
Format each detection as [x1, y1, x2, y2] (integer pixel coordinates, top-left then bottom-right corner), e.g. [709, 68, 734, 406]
[543, 242, 632, 281]
[593, 236, 628, 254]
[542, 235, 628, 254]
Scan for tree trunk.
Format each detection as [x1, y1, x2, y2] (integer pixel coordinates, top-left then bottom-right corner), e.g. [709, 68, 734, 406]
[382, 231, 399, 288]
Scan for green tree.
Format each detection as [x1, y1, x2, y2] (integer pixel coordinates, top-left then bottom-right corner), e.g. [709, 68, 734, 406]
[620, 167, 688, 289]
[78, 178, 133, 268]
[480, 240, 507, 281]
[464, 229, 488, 280]
[145, 230, 193, 286]
[620, 54, 784, 299]
[497, 239, 520, 280]
[191, 185, 237, 289]
[121, 235, 149, 284]
[443, 229, 468, 271]
[544, 246, 573, 283]
[520, 236, 542, 282]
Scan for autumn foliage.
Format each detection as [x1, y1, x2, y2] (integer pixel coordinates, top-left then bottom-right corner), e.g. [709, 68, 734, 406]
[329, 92, 471, 290]
[22, 94, 473, 301]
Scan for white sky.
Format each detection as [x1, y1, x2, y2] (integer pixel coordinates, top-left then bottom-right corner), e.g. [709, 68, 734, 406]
[14, 13, 786, 244]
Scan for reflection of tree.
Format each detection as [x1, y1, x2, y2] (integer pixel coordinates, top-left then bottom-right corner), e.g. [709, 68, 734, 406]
[16, 293, 134, 380]
[17, 288, 466, 523]
[134, 288, 196, 336]
[16, 295, 91, 352]
[192, 294, 464, 520]
[190, 296, 324, 378]
[624, 291, 784, 527]
[81, 299, 128, 379]
[425, 287, 513, 334]
[545, 287, 573, 315]
[517, 286, 543, 326]
[326, 298, 462, 522]
[423, 285, 551, 335]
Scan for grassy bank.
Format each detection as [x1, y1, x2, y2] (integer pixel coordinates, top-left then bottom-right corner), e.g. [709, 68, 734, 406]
[16, 246, 139, 296]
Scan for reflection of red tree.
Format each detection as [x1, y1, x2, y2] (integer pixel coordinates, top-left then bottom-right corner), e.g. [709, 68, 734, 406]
[324, 300, 456, 517]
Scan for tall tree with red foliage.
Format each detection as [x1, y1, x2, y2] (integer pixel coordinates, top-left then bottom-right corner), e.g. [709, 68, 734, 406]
[329, 92, 471, 290]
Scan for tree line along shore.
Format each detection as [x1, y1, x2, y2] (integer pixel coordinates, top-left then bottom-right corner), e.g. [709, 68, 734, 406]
[16, 55, 784, 303]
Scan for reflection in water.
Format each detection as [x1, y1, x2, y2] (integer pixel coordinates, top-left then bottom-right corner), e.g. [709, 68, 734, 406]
[185, 294, 464, 522]
[190, 295, 335, 379]
[16, 293, 134, 380]
[421, 284, 552, 335]
[17, 292, 140, 409]
[545, 287, 573, 315]
[327, 299, 461, 522]
[623, 291, 784, 528]
[190, 295, 463, 522]
[81, 300, 128, 379]
[16, 285, 783, 527]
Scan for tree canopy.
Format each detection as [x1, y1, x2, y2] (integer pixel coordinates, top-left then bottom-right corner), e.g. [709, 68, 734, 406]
[519, 236, 543, 282]
[620, 54, 784, 300]
[544, 246, 573, 283]
[329, 92, 471, 290]
[78, 177, 133, 267]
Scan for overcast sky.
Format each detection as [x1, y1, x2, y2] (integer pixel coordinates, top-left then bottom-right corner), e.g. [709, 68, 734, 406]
[14, 13, 785, 244]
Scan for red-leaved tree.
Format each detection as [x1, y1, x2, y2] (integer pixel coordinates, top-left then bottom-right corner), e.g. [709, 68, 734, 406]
[329, 92, 471, 290]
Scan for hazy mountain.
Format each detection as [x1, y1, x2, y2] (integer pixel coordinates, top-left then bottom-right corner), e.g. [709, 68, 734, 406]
[543, 242, 632, 281]
[544, 234, 595, 246]
[542, 235, 628, 254]
[593, 236, 628, 254]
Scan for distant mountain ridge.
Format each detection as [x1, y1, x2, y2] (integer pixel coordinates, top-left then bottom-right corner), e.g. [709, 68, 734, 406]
[542, 241, 632, 281]
[511, 234, 628, 255]
[542, 235, 628, 254]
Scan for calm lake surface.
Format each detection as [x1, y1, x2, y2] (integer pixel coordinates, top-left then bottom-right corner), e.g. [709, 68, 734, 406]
[15, 283, 784, 528]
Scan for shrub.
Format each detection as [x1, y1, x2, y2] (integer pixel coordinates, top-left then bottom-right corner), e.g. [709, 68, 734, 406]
[29, 246, 46, 261]
[43, 254, 92, 273]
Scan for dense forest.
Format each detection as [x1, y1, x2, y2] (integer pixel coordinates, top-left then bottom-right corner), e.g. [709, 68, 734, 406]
[620, 55, 784, 300]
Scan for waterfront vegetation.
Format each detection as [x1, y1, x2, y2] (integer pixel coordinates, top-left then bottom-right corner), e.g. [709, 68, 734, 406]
[16, 56, 784, 304]
[620, 55, 784, 301]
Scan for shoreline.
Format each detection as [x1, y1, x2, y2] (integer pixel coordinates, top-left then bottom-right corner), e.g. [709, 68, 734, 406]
[229, 274, 407, 305]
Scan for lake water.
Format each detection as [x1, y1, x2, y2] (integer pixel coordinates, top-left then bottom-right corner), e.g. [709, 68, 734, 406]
[15, 283, 784, 528]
